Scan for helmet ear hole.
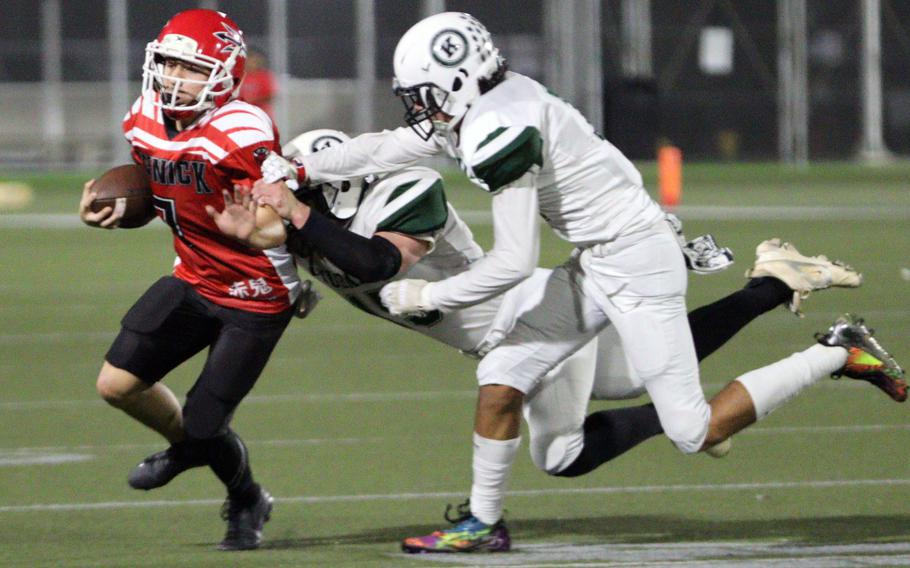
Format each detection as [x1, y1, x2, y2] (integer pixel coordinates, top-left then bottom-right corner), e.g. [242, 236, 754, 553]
[451, 77, 463, 92]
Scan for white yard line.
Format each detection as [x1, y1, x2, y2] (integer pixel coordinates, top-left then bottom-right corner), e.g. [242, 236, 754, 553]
[397, 541, 910, 567]
[3, 205, 910, 230]
[0, 382, 884, 411]
[1, 478, 908, 513]
[7, 422, 905, 454]
[458, 205, 910, 224]
[0, 437, 379, 455]
[0, 390, 477, 410]
[0, 423, 907, 467]
[0, 323, 389, 346]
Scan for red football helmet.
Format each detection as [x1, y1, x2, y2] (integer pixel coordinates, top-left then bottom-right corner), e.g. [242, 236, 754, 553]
[142, 9, 247, 117]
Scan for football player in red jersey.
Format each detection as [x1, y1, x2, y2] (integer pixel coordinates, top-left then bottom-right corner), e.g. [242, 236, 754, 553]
[78, 9, 298, 551]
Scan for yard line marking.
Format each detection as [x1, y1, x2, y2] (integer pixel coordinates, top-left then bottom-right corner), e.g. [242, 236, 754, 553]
[443, 559, 910, 568]
[0, 331, 118, 345]
[0, 382, 897, 410]
[0, 324, 389, 345]
[458, 205, 910, 224]
[0, 452, 93, 466]
[4, 205, 910, 230]
[0, 390, 477, 410]
[408, 541, 910, 567]
[0, 437, 379, 454]
[3, 313, 907, 346]
[1, 423, 908, 455]
[1, 478, 909, 513]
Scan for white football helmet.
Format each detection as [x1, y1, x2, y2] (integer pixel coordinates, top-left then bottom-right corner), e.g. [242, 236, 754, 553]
[393, 12, 503, 140]
[283, 129, 365, 220]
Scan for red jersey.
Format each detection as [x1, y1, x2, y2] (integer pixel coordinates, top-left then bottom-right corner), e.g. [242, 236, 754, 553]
[122, 93, 300, 314]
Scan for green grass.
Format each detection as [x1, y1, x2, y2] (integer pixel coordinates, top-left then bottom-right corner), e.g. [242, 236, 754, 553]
[1, 162, 909, 566]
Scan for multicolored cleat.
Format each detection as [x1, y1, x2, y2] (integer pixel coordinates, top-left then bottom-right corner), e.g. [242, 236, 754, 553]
[746, 239, 862, 316]
[816, 314, 907, 402]
[401, 500, 511, 553]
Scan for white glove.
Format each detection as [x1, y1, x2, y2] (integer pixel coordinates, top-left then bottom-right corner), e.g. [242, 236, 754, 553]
[380, 279, 435, 316]
[261, 151, 301, 190]
[665, 213, 733, 274]
[682, 234, 734, 274]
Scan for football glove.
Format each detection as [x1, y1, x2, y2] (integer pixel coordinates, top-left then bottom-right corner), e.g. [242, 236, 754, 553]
[666, 212, 734, 274]
[380, 279, 435, 316]
[261, 151, 306, 190]
[682, 234, 734, 274]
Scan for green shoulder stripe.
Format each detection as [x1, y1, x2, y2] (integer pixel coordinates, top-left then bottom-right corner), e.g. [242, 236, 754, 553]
[472, 126, 543, 192]
[376, 178, 449, 235]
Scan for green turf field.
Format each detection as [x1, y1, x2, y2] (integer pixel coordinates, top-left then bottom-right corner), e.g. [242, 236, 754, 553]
[1, 162, 909, 566]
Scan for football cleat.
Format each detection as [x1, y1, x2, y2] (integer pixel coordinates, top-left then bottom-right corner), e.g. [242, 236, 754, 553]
[816, 314, 907, 402]
[745, 238, 862, 316]
[401, 500, 511, 553]
[218, 484, 274, 551]
[127, 445, 204, 490]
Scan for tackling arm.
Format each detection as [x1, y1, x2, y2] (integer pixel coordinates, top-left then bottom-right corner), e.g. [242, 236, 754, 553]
[286, 210, 428, 282]
[391, 179, 540, 314]
[253, 179, 430, 282]
[300, 127, 441, 184]
[430, 180, 540, 310]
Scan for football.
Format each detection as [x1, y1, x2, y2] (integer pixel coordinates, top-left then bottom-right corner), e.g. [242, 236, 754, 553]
[90, 164, 155, 228]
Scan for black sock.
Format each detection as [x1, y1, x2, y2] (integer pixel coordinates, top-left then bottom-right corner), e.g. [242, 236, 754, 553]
[168, 439, 208, 469]
[554, 404, 664, 478]
[204, 429, 257, 502]
[688, 277, 792, 361]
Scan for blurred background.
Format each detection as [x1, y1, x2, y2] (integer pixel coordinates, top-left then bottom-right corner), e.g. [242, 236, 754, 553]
[1, 0, 909, 168]
[2, 4, 909, 565]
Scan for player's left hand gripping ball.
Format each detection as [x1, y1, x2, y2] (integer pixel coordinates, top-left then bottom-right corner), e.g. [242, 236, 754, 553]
[380, 279, 435, 316]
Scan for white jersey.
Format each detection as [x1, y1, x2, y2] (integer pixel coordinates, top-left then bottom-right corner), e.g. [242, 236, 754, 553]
[298, 166, 501, 352]
[303, 73, 662, 245]
[302, 72, 665, 312]
[452, 73, 665, 244]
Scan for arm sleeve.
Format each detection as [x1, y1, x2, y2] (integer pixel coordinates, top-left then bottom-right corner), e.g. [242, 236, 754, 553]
[286, 210, 402, 283]
[301, 127, 441, 182]
[428, 178, 540, 311]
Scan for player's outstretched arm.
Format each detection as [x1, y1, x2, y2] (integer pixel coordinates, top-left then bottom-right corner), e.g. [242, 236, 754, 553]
[206, 185, 287, 249]
[79, 179, 123, 229]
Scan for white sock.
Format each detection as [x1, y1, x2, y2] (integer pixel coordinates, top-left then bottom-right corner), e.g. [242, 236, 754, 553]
[470, 433, 521, 525]
[736, 344, 848, 420]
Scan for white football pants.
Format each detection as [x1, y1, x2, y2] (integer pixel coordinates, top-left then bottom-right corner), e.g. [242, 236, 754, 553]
[479, 221, 710, 457]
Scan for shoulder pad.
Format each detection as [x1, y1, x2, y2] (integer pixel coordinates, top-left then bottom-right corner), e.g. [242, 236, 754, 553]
[469, 126, 543, 192]
[210, 102, 275, 149]
[375, 171, 448, 235]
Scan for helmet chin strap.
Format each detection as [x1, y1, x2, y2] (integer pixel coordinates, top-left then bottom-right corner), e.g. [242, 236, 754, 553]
[162, 103, 207, 126]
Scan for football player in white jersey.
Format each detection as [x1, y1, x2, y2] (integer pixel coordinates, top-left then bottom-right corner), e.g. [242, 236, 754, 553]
[257, 12, 904, 553]
[221, 126, 902, 552]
